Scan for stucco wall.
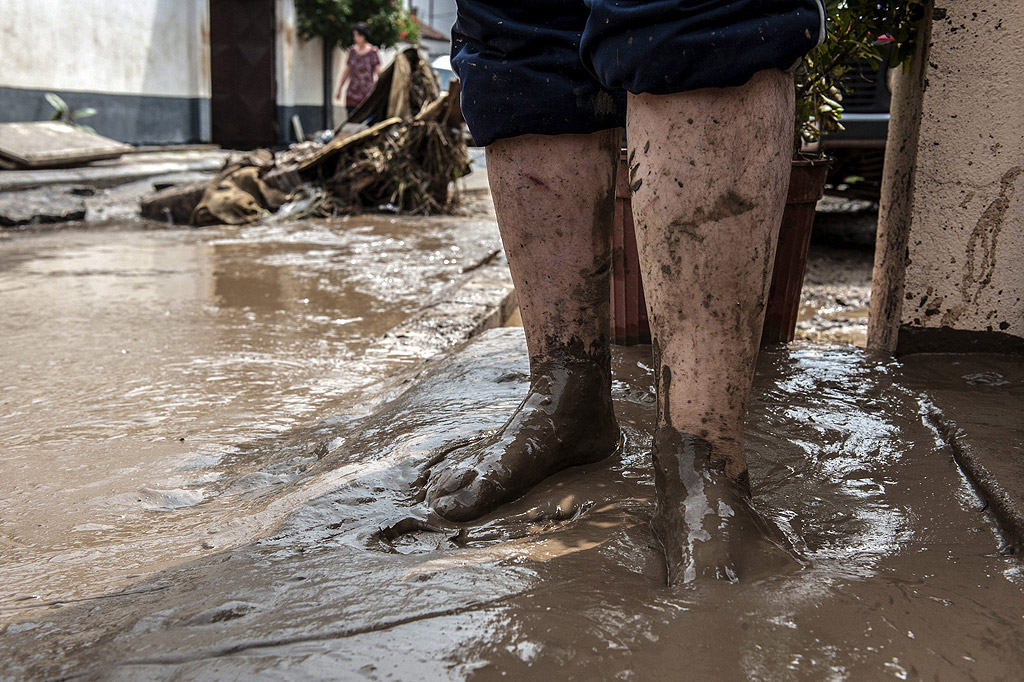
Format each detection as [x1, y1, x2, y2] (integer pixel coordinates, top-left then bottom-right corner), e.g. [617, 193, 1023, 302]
[899, 2, 1024, 346]
[275, 0, 324, 110]
[0, 0, 210, 142]
[0, 0, 209, 98]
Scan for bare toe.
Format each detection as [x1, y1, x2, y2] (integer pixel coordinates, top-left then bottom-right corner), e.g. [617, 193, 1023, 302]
[420, 363, 618, 522]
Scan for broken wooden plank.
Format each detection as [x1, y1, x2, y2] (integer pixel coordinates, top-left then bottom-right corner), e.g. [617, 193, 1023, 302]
[0, 122, 132, 169]
[294, 117, 403, 175]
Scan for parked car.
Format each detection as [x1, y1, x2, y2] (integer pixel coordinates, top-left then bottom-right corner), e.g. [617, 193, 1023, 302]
[820, 40, 895, 199]
[431, 54, 456, 92]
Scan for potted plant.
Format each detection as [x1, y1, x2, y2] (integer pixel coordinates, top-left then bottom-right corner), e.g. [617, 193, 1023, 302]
[761, 0, 927, 344]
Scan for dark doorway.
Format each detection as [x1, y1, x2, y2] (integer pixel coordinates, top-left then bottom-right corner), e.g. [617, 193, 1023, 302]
[209, 0, 277, 148]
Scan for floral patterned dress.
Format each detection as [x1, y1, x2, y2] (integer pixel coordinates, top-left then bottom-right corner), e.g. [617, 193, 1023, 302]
[346, 46, 381, 109]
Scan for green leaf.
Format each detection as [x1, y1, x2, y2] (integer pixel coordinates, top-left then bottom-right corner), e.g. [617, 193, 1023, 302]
[793, 0, 926, 149]
[45, 92, 68, 114]
[74, 107, 98, 119]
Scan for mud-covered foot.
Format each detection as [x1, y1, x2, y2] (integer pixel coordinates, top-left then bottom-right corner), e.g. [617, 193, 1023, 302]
[651, 429, 802, 585]
[424, 361, 619, 522]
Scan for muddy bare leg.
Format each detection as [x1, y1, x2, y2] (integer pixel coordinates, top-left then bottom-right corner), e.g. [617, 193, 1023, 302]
[425, 131, 620, 521]
[628, 70, 798, 583]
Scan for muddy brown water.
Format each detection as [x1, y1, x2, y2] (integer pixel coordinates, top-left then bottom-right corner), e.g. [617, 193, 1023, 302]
[796, 242, 874, 348]
[2, 326, 1022, 680]
[0, 216, 501, 620]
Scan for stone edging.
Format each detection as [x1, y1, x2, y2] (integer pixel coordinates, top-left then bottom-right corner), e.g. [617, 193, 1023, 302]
[927, 410, 1024, 553]
[374, 250, 517, 361]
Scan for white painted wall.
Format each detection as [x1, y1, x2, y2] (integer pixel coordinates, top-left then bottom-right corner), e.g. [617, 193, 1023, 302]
[0, 0, 210, 98]
[275, 0, 325, 108]
[900, 2, 1024, 340]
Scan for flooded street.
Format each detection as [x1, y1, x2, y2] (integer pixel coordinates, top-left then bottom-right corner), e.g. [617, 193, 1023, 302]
[2, 329, 1022, 680]
[0, 216, 501, 615]
[2, 208, 1022, 681]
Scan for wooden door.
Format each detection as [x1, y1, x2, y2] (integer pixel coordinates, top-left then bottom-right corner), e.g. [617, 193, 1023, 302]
[209, 0, 277, 148]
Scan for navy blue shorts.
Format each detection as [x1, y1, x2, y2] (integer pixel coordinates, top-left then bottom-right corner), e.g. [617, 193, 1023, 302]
[452, 0, 826, 146]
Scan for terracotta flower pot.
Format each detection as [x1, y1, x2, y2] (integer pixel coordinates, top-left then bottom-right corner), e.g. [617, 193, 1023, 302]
[610, 149, 650, 346]
[760, 157, 831, 345]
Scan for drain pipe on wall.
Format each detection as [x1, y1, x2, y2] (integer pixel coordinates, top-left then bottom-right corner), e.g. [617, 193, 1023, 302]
[322, 39, 334, 132]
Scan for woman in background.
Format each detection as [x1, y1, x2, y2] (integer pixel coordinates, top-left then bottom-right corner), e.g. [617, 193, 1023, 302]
[336, 21, 382, 114]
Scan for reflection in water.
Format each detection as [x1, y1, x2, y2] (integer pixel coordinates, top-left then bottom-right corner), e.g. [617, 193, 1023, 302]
[0, 217, 500, 613]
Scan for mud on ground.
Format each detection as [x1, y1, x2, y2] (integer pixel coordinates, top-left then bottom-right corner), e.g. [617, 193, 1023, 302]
[2, 329, 1021, 681]
[0, 210, 508, 622]
[795, 198, 878, 347]
[4, 177, 1020, 680]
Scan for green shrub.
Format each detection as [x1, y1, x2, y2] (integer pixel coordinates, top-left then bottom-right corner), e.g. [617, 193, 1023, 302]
[294, 0, 419, 48]
[795, 1, 927, 151]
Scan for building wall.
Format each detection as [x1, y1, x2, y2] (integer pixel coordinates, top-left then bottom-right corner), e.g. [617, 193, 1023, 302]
[0, 0, 211, 143]
[275, 0, 328, 142]
[0, 1, 443, 147]
[888, 2, 1024, 352]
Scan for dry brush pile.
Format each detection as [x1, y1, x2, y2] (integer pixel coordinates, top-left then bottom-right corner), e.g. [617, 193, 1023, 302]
[141, 48, 471, 226]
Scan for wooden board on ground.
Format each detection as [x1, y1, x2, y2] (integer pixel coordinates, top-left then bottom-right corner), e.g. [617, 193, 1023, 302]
[0, 122, 132, 169]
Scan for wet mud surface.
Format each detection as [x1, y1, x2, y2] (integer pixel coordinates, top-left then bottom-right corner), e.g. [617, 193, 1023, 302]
[3, 329, 1022, 681]
[900, 353, 1024, 550]
[797, 243, 873, 348]
[0, 215, 502, 617]
[792, 197, 879, 348]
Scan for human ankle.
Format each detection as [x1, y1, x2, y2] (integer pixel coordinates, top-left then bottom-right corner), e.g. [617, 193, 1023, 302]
[529, 350, 610, 395]
[655, 420, 749, 482]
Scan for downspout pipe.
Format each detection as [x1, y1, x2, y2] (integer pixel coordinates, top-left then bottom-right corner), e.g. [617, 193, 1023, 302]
[322, 39, 334, 132]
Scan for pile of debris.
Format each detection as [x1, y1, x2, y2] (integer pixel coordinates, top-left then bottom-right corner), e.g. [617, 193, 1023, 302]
[142, 48, 470, 226]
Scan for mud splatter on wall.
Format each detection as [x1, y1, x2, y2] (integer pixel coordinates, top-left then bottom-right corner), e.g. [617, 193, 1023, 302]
[898, 2, 1024, 344]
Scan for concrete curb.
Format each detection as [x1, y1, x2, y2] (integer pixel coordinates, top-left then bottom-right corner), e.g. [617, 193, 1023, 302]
[929, 412, 1024, 552]
[0, 152, 231, 192]
[374, 249, 516, 361]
